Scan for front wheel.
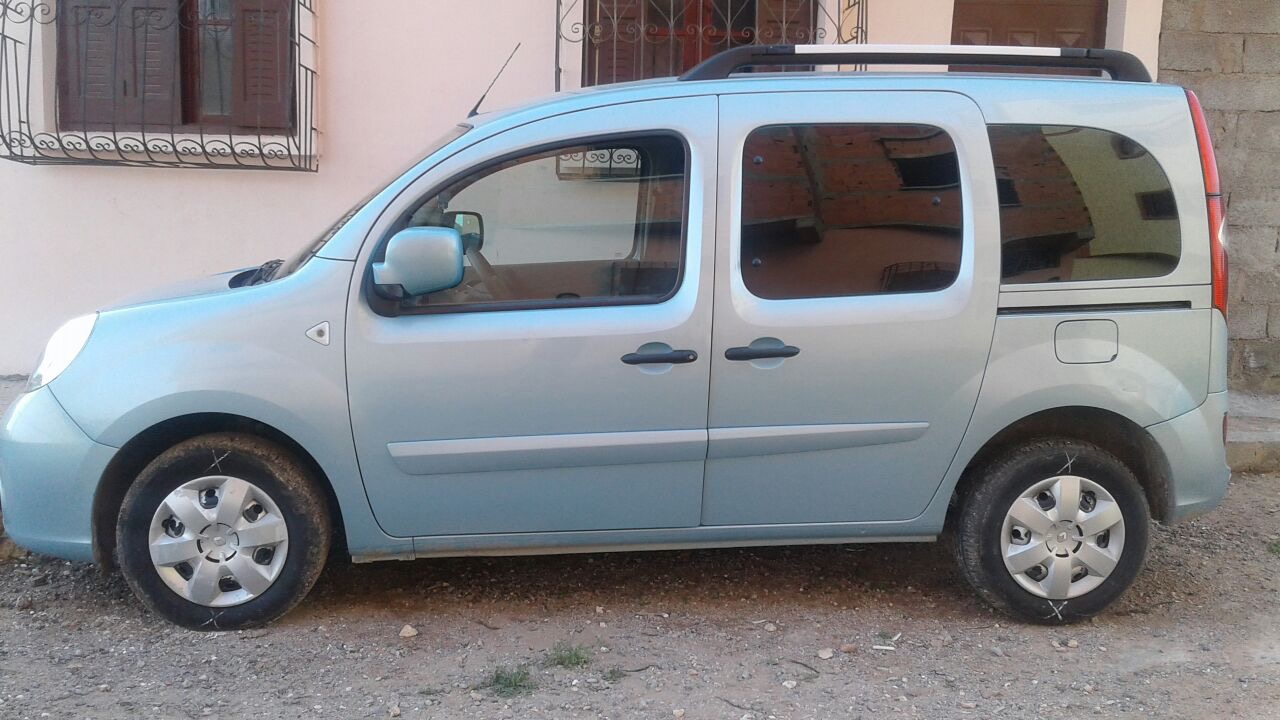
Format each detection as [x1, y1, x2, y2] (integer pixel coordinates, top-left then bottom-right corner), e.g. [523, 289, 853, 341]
[117, 433, 331, 630]
[951, 439, 1150, 624]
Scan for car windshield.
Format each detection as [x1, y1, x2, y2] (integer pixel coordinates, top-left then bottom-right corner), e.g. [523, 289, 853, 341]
[275, 124, 472, 279]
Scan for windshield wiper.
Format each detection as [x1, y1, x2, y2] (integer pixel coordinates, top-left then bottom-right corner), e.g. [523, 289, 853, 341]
[250, 259, 285, 285]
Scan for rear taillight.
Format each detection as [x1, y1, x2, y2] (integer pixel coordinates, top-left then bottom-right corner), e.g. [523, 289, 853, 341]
[1186, 89, 1227, 317]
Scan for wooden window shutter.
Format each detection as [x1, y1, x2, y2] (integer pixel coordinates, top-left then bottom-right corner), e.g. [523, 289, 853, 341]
[585, 0, 644, 86]
[57, 0, 118, 126]
[57, 0, 181, 128]
[232, 0, 294, 130]
[125, 0, 182, 126]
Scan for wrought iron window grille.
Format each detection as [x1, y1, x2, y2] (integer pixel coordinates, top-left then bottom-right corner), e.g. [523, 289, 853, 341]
[556, 146, 642, 180]
[0, 0, 317, 170]
[880, 260, 959, 292]
[556, 0, 869, 90]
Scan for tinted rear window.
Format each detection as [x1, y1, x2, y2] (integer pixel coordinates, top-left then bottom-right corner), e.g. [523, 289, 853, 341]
[989, 125, 1180, 284]
[740, 124, 963, 300]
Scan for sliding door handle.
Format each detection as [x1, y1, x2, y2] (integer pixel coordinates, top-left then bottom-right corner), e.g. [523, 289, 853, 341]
[622, 349, 699, 365]
[724, 345, 800, 361]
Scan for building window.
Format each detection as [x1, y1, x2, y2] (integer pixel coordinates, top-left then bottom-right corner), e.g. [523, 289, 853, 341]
[56, 0, 293, 131]
[996, 177, 1021, 207]
[0, 0, 316, 169]
[1136, 189, 1177, 221]
[582, 0, 820, 85]
[892, 153, 960, 190]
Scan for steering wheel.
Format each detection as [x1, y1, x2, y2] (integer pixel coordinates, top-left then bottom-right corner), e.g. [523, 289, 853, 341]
[464, 248, 520, 301]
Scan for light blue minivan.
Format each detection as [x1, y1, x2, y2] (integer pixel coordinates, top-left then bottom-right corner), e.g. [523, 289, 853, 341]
[0, 45, 1230, 629]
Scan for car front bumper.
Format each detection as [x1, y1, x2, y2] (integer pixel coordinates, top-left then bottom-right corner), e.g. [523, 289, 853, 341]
[0, 385, 115, 563]
[1146, 389, 1231, 523]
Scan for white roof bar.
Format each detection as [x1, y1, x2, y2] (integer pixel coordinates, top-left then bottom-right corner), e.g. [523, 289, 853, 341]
[791, 43, 1061, 58]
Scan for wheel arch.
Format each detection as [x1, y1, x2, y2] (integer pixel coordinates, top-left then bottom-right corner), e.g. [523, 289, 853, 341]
[948, 406, 1174, 525]
[91, 413, 347, 568]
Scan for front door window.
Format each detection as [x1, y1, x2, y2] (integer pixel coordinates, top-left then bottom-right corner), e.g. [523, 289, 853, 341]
[389, 135, 688, 313]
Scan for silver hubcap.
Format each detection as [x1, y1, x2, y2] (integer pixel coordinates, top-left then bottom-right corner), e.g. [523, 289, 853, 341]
[1000, 475, 1125, 600]
[148, 476, 289, 608]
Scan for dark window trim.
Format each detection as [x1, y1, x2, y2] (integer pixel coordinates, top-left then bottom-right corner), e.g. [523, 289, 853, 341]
[365, 130, 692, 318]
[57, 120, 298, 134]
[738, 122, 966, 303]
[997, 301, 1192, 316]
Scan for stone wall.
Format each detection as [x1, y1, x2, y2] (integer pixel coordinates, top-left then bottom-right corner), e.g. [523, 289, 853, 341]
[1160, 1, 1280, 393]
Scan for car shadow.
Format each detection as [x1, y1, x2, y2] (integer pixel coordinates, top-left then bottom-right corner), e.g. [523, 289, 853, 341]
[299, 540, 983, 623]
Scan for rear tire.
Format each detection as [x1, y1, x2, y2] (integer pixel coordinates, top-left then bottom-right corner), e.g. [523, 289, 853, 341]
[117, 433, 331, 630]
[951, 438, 1150, 624]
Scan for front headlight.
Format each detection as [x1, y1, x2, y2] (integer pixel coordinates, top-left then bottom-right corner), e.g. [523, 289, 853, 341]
[27, 313, 98, 392]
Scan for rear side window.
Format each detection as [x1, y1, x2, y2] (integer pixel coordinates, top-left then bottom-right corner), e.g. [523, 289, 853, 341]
[740, 124, 963, 300]
[989, 125, 1181, 284]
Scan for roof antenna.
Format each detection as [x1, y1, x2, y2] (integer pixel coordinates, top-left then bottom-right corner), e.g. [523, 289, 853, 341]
[469, 43, 521, 118]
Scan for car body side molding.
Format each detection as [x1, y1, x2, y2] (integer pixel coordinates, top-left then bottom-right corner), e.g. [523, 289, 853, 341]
[708, 422, 929, 459]
[387, 429, 708, 475]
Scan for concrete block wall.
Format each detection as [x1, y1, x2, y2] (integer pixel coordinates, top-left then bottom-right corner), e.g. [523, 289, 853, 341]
[1160, 1, 1280, 393]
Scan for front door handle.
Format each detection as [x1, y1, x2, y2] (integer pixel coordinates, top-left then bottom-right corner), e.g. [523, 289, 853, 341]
[621, 349, 699, 365]
[724, 344, 800, 361]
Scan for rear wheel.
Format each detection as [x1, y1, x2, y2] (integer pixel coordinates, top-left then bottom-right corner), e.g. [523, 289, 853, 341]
[117, 433, 331, 630]
[952, 438, 1150, 623]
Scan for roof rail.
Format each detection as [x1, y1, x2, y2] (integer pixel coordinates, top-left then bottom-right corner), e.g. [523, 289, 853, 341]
[678, 44, 1152, 83]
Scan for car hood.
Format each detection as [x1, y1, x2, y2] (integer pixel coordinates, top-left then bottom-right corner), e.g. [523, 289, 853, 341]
[103, 267, 253, 312]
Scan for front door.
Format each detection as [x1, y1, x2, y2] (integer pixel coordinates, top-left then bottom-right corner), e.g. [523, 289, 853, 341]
[346, 97, 717, 538]
[703, 91, 1000, 526]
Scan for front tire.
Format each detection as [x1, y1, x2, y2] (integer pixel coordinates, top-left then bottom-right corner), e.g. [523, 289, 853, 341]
[952, 439, 1150, 624]
[117, 433, 331, 630]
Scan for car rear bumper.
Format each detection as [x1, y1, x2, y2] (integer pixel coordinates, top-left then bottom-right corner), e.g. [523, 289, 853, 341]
[0, 386, 115, 563]
[1146, 390, 1231, 523]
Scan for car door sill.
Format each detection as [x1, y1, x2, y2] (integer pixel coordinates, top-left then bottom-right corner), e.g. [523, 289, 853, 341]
[404, 524, 935, 560]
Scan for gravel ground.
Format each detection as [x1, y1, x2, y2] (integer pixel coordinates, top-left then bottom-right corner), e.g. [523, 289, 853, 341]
[0, 378, 1278, 719]
[0, 485, 1276, 720]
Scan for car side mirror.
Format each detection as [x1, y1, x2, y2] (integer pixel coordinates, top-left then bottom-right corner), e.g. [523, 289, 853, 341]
[371, 227, 464, 296]
[444, 210, 484, 252]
